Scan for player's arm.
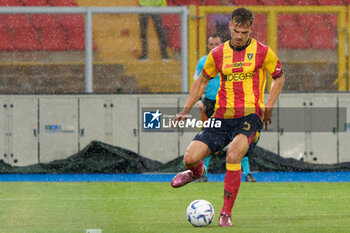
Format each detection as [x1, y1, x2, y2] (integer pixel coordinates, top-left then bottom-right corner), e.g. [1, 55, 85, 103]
[264, 73, 285, 130]
[175, 73, 210, 122]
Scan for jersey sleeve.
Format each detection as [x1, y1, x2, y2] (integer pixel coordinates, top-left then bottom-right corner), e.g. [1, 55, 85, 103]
[202, 51, 219, 80]
[262, 47, 284, 79]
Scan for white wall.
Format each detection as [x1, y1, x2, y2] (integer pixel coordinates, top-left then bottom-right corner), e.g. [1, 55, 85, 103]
[1, 93, 349, 166]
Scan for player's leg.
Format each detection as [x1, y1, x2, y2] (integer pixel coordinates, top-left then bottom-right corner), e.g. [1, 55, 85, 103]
[171, 122, 230, 188]
[151, 14, 169, 59]
[198, 155, 211, 182]
[198, 98, 216, 182]
[219, 133, 249, 227]
[171, 140, 211, 188]
[219, 115, 262, 227]
[241, 156, 256, 182]
[139, 14, 149, 59]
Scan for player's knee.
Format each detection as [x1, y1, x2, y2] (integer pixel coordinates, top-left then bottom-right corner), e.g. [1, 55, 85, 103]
[226, 150, 241, 164]
[183, 152, 199, 167]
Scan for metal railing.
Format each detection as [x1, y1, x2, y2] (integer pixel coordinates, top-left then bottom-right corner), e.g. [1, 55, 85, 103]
[188, 5, 347, 91]
[0, 6, 189, 93]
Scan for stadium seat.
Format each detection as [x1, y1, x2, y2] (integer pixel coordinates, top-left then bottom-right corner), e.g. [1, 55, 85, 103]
[65, 27, 85, 50]
[12, 26, 42, 51]
[251, 26, 267, 44]
[3, 14, 31, 28]
[297, 14, 325, 28]
[308, 26, 336, 49]
[31, 14, 58, 29]
[233, 0, 260, 5]
[188, 0, 202, 5]
[176, 0, 202, 4]
[278, 25, 310, 49]
[22, 0, 49, 6]
[287, 0, 317, 4]
[252, 14, 267, 44]
[254, 14, 267, 26]
[260, 0, 289, 5]
[324, 14, 337, 28]
[162, 14, 181, 50]
[166, 0, 177, 5]
[278, 14, 298, 27]
[203, 0, 219, 5]
[167, 26, 181, 50]
[0, 0, 21, 6]
[162, 14, 180, 30]
[0, 25, 13, 50]
[317, 0, 344, 5]
[40, 25, 68, 50]
[58, 14, 84, 29]
[49, 0, 77, 6]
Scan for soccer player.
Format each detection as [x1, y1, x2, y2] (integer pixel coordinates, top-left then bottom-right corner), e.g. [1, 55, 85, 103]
[195, 34, 257, 183]
[171, 7, 285, 227]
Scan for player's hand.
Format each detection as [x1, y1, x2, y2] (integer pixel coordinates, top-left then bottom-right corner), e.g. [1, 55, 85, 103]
[173, 111, 190, 127]
[263, 107, 273, 130]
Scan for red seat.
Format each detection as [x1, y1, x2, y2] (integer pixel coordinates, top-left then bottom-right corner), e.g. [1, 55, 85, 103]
[166, 0, 177, 5]
[325, 14, 337, 28]
[233, 0, 260, 5]
[162, 14, 180, 30]
[40, 25, 68, 50]
[0, 25, 13, 51]
[251, 26, 267, 44]
[66, 27, 85, 50]
[254, 14, 267, 26]
[12, 26, 41, 51]
[317, 0, 344, 5]
[167, 26, 181, 50]
[22, 0, 49, 6]
[58, 14, 84, 29]
[3, 14, 31, 28]
[260, 0, 289, 5]
[308, 26, 336, 49]
[278, 14, 298, 27]
[278, 25, 310, 49]
[162, 14, 181, 50]
[0, 0, 21, 6]
[32, 14, 58, 29]
[49, 0, 77, 6]
[189, 0, 202, 5]
[297, 14, 325, 28]
[287, 0, 317, 4]
[203, 0, 219, 5]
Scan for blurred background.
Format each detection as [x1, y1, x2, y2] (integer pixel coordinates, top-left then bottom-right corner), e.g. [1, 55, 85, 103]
[0, 0, 348, 94]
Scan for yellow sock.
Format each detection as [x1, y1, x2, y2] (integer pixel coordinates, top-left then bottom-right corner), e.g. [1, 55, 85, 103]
[226, 163, 241, 171]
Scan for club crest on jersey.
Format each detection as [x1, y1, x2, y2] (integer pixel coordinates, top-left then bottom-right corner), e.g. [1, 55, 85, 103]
[247, 53, 254, 61]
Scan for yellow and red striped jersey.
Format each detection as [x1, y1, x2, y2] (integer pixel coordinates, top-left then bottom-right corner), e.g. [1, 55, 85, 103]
[202, 38, 283, 119]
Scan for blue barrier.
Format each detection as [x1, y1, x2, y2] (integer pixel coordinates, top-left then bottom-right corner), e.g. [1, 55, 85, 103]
[0, 171, 350, 182]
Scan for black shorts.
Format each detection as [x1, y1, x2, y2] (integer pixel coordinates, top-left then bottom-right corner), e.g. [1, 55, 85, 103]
[193, 114, 262, 154]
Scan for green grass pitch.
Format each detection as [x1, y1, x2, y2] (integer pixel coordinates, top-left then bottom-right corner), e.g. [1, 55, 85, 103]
[0, 182, 349, 233]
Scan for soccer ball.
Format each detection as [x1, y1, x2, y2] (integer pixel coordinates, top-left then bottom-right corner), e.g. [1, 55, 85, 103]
[186, 200, 215, 227]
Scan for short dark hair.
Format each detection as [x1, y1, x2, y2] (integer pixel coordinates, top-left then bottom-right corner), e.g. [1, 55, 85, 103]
[231, 7, 254, 27]
[207, 33, 223, 43]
